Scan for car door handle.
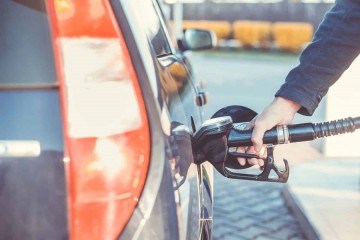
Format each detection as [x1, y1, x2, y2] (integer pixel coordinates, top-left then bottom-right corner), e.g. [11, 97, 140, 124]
[196, 92, 209, 106]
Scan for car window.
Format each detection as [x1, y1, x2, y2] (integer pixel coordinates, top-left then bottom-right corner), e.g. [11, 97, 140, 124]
[131, 0, 174, 56]
[155, 1, 179, 48]
[0, 1, 57, 87]
[146, 1, 172, 56]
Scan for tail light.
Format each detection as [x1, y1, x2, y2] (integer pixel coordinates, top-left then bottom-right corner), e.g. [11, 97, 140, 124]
[46, 1, 150, 239]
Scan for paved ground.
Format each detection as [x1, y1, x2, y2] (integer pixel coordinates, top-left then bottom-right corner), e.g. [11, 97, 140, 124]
[288, 158, 360, 240]
[213, 173, 305, 240]
[211, 140, 324, 240]
[188, 49, 326, 240]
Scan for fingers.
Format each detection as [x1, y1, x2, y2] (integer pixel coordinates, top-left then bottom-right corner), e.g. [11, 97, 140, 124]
[245, 119, 262, 165]
[236, 145, 267, 167]
[236, 121, 253, 166]
[258, 147, 266, 167]
[236, 118, 266, 167]
[247, 145, 267, 166]
[251, 123, 267, 152]
[258, 159, 264, 168]
[236, 146, 246, 166]
[245, 146, 259, 165]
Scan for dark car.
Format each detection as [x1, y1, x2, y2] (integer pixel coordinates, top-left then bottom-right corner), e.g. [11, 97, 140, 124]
[0, 0, 216, 239]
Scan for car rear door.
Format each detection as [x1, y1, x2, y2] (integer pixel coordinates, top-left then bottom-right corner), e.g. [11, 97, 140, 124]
[112, 0, 211, 239]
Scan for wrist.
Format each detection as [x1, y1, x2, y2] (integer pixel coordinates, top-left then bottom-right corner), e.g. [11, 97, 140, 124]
[273, 97, 301, 114]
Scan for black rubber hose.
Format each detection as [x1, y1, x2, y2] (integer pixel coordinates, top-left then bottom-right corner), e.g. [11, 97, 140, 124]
[352, 116, 360, 129]
[228, 116, 360, 147]
[313, 117, 356, 138]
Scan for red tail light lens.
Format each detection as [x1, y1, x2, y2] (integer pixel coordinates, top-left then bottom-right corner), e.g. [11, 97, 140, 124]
[47, 1, 150, 239]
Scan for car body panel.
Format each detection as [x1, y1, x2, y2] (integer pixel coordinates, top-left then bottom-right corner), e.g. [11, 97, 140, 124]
[114, 0, 213, 239]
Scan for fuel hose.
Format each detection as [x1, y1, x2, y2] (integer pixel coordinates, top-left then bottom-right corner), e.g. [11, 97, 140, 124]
[228, 116, 360, 147]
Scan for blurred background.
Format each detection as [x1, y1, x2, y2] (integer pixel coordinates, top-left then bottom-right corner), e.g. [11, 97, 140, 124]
[161, 0, 360, 239]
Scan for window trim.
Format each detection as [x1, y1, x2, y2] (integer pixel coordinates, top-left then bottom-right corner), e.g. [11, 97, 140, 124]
[152, 0, 176, 55]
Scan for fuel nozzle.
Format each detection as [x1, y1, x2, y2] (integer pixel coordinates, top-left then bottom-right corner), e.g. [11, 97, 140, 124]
[193, 115, 289, 183]
[193, 105, 360, 183]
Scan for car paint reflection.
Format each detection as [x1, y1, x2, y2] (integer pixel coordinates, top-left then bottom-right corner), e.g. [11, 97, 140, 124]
[168, 121, 213, 239]
[170, 122, 193, 189]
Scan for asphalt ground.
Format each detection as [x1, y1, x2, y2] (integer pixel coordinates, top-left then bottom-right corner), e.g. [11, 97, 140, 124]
[188, 49, 326, 240]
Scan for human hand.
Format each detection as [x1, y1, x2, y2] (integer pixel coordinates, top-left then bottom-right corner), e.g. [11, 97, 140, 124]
[236, 97, 301, 167]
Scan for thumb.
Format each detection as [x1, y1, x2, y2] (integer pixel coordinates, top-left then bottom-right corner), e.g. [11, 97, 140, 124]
[251, 124, 266, 152]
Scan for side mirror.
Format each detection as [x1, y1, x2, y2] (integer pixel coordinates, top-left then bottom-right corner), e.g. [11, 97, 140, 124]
[178, 29, 217, 52]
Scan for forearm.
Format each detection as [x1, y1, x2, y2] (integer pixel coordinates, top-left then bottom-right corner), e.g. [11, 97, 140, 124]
[276, 0, 360, 116]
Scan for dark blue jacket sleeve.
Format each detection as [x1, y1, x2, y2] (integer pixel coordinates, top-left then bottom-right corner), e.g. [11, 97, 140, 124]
[275, 0, 360, 116]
